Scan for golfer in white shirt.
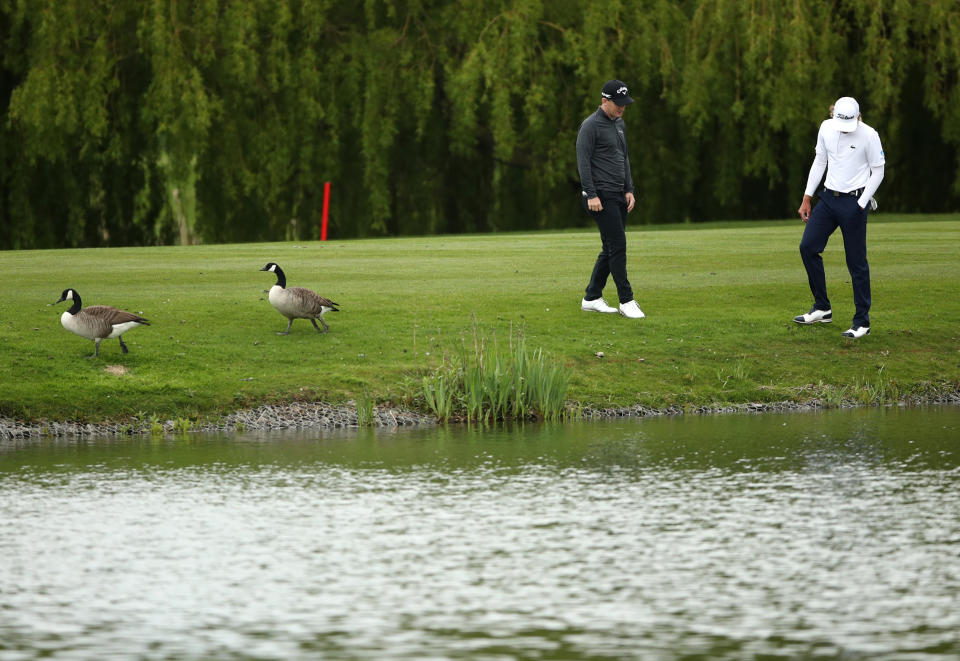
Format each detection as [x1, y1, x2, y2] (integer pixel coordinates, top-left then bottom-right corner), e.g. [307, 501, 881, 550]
[795, 96, 885, 339]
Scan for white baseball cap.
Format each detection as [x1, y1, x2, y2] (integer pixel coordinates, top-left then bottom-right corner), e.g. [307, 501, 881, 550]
[831, 96, 860, 132]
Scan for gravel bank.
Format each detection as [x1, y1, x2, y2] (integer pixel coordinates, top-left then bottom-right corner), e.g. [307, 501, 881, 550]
[0, 401, 434, 441]
[2, 391, 957, 441]
[578, 389, 960, 419]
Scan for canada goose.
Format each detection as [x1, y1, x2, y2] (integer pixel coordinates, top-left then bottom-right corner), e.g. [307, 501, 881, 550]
[55, 288, 150, 358]
[259, 262, 339, 334]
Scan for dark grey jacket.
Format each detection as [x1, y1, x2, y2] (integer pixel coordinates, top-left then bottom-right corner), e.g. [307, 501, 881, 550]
[576, 106, 635, 198]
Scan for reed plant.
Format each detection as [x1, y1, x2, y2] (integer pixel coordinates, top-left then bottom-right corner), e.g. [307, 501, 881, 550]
[356, 388, 375, 426]
[173, 417, 193, 434]
[149, 414, 164, 435]
[518, 345, 569, 421]
[850, 365, 900, 406]
[421, 365, 459, 422]
[420, 325, 571, 423]
[816, 383, 849, 409]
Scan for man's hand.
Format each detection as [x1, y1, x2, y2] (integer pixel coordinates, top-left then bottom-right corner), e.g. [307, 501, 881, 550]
[625, 192, 636, 212]
[798, 195, 812, 223]
[587, 196, 603, 212]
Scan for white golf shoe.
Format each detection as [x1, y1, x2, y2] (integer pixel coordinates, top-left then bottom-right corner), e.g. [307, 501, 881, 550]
[619, 300, 645, 319]
[842, 326, 870, 339]
[581, 297, 618, 314]
[793, 308, 832, 324]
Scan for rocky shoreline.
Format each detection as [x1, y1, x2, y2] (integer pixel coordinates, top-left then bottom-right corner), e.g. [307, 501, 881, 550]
[2, 390, 958, 441]
[0, 402, 435, 441]
[579, 390, 960, 420]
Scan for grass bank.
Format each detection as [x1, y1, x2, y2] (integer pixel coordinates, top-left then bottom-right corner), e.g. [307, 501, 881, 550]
[1, 215, 958, 423]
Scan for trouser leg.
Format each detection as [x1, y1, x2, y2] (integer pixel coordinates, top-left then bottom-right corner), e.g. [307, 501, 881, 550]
[837, 199, 871, 327]
[584, 193, 633, 304]
[585, 249, 610, 301]
[799, 195, 837, 312]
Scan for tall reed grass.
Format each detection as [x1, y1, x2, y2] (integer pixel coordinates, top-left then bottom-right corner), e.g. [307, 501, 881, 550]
[419, 324, 570, 423]
[356, 387, 375, 426]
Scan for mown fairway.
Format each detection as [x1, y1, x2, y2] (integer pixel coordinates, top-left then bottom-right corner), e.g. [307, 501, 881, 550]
[1, 216, 958, 422]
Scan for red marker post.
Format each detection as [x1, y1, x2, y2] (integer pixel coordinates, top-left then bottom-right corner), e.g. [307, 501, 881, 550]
[321, 181, 331, 241]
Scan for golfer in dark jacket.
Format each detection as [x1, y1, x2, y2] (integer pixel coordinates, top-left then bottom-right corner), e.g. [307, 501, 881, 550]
[577, 79, 644, 319]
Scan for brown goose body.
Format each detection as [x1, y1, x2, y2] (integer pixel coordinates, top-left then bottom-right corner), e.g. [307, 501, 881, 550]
[56, 289, 150, 357]
[260, 263, 338, 334]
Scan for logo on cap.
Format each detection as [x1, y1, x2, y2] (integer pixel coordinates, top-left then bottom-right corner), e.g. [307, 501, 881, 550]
[601, 80, 635, 105]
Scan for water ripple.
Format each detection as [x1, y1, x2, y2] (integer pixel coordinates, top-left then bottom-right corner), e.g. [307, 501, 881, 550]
[2, 408, 959, 659]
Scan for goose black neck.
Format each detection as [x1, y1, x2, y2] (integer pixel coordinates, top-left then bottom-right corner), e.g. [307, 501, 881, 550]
[67, 293, 82, 315]
[273, 266, 286, 288]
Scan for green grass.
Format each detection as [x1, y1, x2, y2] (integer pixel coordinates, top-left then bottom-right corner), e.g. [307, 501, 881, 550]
[1, 214, 958, 423]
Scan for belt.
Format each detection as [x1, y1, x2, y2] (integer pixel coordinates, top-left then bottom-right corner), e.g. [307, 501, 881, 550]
[824, 187, 864, 198]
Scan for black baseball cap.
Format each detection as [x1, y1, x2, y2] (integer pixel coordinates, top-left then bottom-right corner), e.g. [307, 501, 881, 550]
[601, 80, 634, 106]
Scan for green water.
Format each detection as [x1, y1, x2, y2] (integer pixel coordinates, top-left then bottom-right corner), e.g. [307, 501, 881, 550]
[2, 406, 959, 660]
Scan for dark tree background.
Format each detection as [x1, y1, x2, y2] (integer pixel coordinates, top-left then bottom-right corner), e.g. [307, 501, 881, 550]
[2, 0, 958, 248]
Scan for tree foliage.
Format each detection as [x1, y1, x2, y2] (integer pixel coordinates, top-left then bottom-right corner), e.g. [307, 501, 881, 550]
[2, 0, 959, 248]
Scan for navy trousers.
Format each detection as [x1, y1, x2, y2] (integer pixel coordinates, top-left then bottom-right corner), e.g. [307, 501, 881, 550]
[583, 190, 634, 304]
[799, 189, 871, 328]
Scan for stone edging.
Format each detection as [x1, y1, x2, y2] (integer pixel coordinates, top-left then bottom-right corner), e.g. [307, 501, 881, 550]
[0, 402, 434, 441]
[2, 392, 958, 441]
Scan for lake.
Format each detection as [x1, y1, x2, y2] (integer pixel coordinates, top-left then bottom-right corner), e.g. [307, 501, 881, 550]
[2, 406, 958, 660]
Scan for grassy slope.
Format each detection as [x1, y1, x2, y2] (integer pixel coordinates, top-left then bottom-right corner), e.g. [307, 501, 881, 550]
[1, 215, 958, 422]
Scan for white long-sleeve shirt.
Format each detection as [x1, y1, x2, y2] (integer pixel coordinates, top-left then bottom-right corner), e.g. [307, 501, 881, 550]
[804, 119, 885, 208]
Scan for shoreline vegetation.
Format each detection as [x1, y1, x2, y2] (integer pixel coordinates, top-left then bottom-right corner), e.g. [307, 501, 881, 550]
[2, 388, 960, 441]
[2, 217, 958, 439]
